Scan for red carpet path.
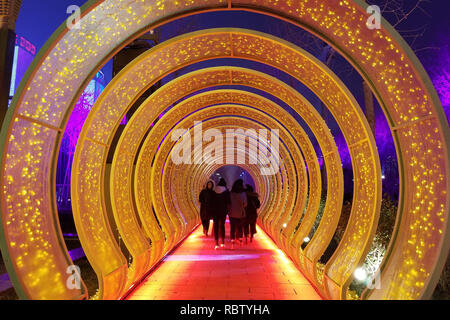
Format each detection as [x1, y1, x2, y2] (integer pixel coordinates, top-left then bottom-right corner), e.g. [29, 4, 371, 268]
[127, 220, 323, 300]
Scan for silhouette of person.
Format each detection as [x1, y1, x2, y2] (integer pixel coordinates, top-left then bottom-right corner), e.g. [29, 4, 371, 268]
[244, 184, 260, 243]
[199, 180, 215, 236]
[229, 179, 247, 248]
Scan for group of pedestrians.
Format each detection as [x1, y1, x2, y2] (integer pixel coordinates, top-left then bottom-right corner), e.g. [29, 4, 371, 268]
[199, 178, 260, 250]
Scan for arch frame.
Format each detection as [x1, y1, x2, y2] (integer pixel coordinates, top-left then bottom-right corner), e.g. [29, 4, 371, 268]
[0, 0, 447, 300]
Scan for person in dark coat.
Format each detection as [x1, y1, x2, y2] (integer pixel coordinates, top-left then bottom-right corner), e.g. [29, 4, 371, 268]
[199, 180, 215, 236]
[244, 184, 260, 243]
[229, 179, 247, 248]
[212, 178, 231, 249]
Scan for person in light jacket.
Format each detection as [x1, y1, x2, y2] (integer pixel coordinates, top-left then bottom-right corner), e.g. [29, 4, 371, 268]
[244, 184, 260, 243]
[229, 179, 247, 248]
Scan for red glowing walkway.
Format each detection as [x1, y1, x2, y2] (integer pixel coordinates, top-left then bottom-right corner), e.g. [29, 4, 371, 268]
[126, 221, 323, 300]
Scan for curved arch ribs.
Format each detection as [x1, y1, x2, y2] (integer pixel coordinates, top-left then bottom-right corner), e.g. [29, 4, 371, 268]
[0, 0, 448, 301]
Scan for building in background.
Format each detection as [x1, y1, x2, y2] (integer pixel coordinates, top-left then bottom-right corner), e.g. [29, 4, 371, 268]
[8, 34, 35, 104]
[0, 0, 22, 122]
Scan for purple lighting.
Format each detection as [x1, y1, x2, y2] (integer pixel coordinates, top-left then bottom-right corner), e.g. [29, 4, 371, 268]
[56, 72, 105, 210]
[62, 72, 105, 153]
[68, 247, 85, 261]
[429, 40, 450, 124]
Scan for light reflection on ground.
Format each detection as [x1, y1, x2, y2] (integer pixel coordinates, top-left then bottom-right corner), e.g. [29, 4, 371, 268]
[164, 253, 266, 261]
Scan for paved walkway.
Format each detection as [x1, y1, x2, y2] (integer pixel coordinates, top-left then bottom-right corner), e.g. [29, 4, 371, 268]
[127, 220, 323, 300]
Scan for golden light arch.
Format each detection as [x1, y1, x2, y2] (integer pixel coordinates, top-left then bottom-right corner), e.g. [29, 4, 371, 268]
[115, 102, 302, 300]
[185, 156, 270, 215]
[133, 90, 317, 248]
[113, 83, 313, 229]
[147, 90, 337, 299]
[184, 153, 271, 226]
[168, 152, 271, 229]
[115, 98, 293, 301]
[143, 102, 306, 241]
[75, 71, 313, 298]
[0, 0, 447, 300]
[101, 61, 343, 299]
[141, 104, 298, 238]
[153, 115, 293, 234]
[190, 141, 275, 219]
[158, 116, 290, 225]
[111, 64, 340, 266]
[157, 118, 285, 253]
[157, 118, 285, 226]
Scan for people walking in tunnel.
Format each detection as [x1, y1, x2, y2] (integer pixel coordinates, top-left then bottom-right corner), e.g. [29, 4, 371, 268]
[229, 179, 247, 249]
[244, 184, 260, 243]
[212, 178, 230, 250]
[199, 180, 215, 236]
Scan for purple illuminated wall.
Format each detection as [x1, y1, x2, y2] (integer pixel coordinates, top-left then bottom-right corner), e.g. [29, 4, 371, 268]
[329, 105, 399, 199]
[56, 72, 105, 210]
[429, 41, 450, 124]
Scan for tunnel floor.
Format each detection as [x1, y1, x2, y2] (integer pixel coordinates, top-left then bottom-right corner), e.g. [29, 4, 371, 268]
[126, 220, 323, 300]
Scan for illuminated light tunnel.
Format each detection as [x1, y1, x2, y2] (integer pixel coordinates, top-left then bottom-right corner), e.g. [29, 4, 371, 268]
[0, 0, 448, 300]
